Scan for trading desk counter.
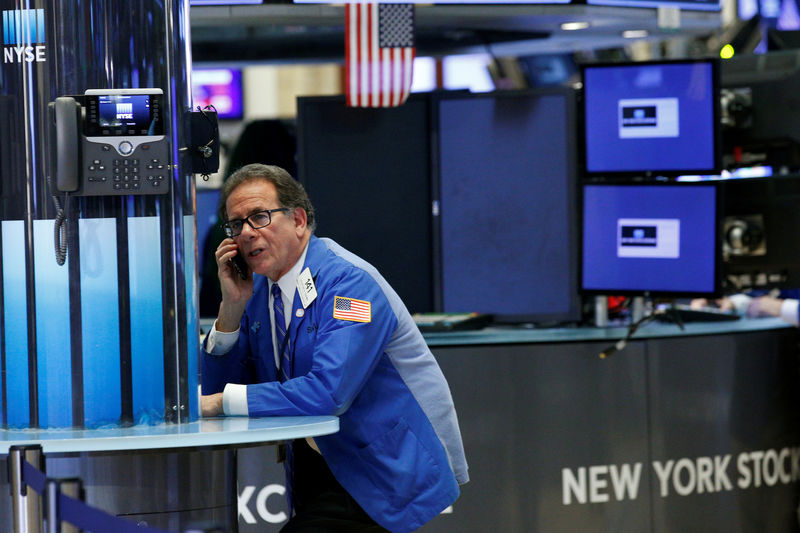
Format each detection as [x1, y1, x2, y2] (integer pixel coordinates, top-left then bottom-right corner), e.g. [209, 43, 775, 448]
[423, 316, 793, 346]
[197, 318, 800, 533]
[0, 415, 339, 454]
[420, 317, 800, 533]
[0, 416, 338, 532]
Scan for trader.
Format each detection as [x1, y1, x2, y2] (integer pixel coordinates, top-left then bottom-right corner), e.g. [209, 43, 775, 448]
[201, 164, 468, 533]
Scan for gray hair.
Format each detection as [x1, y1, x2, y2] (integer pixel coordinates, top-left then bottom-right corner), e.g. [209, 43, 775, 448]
[219, 163, 316, 232]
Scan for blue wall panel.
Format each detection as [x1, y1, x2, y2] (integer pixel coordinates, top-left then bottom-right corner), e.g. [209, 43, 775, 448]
[185, 214, 199, 420]
[129, 216, 165, 423]
[2, 221, 29, 428]
[79, 218, 121, 428]
[33, 220, 72, 428]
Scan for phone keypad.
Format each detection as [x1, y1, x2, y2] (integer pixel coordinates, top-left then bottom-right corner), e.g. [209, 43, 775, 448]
[82, 142, 169, 195]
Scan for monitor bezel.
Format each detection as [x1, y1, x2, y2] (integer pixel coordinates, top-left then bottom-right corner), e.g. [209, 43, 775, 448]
[578, 179, 723, 298]
[579, 57, 722, 180]
[431, 88, 582, 325]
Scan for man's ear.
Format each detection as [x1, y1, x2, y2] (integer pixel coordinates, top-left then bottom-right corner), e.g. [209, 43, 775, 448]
[293, 207, 308, 236]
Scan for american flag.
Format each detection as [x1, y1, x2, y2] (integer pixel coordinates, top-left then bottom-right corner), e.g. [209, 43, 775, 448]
[345, 2, 415, 108]
[333, 296, 372, 323]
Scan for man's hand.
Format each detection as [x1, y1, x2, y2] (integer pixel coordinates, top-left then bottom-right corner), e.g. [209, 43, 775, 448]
[201, 393, 224, 417]
[690, 298, 736, 312]
[215, 238, 253, 332]
[749, 295, 784, 318]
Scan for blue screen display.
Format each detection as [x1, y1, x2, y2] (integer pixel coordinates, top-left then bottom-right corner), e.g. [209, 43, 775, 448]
[583, 61, 717, 176]
[97, 94, 153, 132]
[438, 92, 579, 321]
[581, 184, 718, 295]
[192, 68, 244, 120]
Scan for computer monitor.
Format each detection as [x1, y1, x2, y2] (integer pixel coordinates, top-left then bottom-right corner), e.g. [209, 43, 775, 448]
[434, 89, 582, 324]
[580, 182, 721, 297]
[297, 95, 434, 314]
[581, 58, 721, 178]
[191, 67, 244, 120]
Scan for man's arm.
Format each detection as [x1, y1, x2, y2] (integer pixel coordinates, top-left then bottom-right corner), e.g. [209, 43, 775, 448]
[751, 295, 800, 326]
[696, 293, 800, 326]
[244, 269, 397, 417]
[200, 237, 259, 400]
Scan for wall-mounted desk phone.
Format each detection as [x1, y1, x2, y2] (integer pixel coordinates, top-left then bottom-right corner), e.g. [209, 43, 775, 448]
[51, 88, 170, 196]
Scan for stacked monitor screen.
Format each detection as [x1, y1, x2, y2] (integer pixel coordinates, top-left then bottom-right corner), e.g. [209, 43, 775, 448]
[582, 58, 720, 178]
[434, 90, 581, 324]
[191, 67, 244, 120]
[580, 182, 721, 297]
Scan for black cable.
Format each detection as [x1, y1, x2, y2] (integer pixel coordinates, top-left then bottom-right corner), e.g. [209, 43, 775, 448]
[48, 175, 69, 266]
[598, 306, 684, 359]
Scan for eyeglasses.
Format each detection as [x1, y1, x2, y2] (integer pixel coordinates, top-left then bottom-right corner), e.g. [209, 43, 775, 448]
[223, 208, 291, 238]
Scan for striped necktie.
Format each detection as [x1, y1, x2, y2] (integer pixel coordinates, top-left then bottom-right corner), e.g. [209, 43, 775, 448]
[272, 283, 295, 514]
[272, 283, 292, 382]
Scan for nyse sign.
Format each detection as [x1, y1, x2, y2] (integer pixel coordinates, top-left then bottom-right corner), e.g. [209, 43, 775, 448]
[239, 484, 288, 526]
[238, 482, 454, 529]
[3, 9, 47, 63]
[562, 445, 800, 505]
[3, 45, 45, 63]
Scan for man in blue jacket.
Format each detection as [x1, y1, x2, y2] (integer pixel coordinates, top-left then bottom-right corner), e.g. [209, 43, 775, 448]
[201, 164, 468, 532]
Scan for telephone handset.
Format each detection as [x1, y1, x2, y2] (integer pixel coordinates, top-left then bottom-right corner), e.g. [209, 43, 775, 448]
[51, 88, 170, 196]
[229, 252, 249, 281]
[53, 97, 81, 191]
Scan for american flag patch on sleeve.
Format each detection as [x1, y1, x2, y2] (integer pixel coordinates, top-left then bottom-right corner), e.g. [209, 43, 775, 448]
[333, 296, 372, 323]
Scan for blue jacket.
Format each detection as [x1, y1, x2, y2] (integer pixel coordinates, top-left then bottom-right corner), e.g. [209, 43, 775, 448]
[202, 236, 469, 532]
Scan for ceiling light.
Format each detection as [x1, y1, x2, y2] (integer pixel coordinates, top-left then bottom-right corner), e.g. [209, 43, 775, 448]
[561, 22, 590, 31]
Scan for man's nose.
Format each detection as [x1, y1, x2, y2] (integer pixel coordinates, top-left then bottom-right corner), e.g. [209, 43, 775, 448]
[239, 221, 258, 238]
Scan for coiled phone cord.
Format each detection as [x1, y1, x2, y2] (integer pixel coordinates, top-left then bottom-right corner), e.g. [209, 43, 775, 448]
[48, 175, 69, 266]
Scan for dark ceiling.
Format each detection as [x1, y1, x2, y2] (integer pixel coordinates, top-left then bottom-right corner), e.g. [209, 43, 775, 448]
[190, 3, 724, 63]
